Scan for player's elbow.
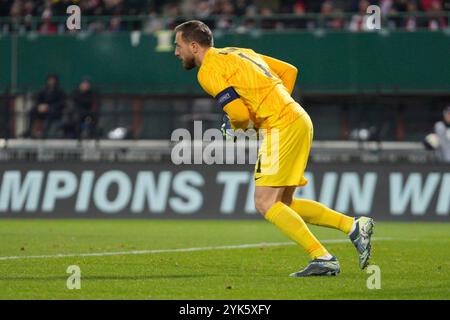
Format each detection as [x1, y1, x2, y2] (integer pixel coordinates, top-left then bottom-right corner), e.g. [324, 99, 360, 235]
[282, 65, 298, 94]
[287, 65, 298, 78]
[289, 63, 298, 73]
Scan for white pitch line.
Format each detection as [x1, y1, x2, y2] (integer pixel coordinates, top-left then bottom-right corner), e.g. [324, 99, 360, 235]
[0, 237, 393, 261]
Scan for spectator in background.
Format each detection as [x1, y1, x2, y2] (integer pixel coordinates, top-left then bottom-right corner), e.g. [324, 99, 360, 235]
[393, 0, 409, 12]
[235, 0, 249, 16]
[197, 0, 211, 17]
[289, 0, 307, 29]
[81, 0, 105, 16]
[260, 7, 276, 29]
[22, 1, 36, 32]
[195, 1, 216, 29]
[180, 0, 197, 16]
[404, 1, 424, 30]
[103, 0, 124, 15]
[6, 0, 22, 33]
[321, 1, 334, 15]
[109, 16, 123, 32]
[143, 9, 164, 34]
[215, 0, 235, 30]
[293, 0, 307, 13]
[424, 105, 450, 162]
[23, 74, 66, 138]
[163, 2, 183, 30]
[349, 0, 371, 31]
[380, 0, 394, 14]
[421, 0, 435, 10]
[426, 0, 447, 30]
[320, 0, 345, 30]
[39, 8, 57, 34]
[434, 105, 450, 162]
[64, 78, 99, 139]
[1, 0, 448, 33]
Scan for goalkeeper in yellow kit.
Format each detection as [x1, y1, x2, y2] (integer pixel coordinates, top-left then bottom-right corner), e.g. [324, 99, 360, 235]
[174, 20, 374, 277]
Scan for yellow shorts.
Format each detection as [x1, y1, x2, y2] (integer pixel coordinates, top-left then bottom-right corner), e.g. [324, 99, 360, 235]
[254, 113, 313, 187]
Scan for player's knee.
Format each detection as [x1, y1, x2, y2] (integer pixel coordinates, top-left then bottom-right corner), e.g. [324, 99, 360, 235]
[254, 196, 276, 217]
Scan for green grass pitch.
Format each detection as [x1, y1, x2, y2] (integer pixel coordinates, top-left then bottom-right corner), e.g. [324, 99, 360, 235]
[0, 219, 449, 299]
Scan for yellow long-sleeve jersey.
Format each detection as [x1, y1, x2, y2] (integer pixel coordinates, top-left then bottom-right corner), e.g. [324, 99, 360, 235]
[197, 47, 307, 130]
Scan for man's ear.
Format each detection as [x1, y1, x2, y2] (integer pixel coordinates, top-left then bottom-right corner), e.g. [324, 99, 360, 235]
[190, 42, 199, 53]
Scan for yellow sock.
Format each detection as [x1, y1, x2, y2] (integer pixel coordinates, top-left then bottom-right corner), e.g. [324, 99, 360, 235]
[289, 199, 354, 234]
[265, 202, 329, 259]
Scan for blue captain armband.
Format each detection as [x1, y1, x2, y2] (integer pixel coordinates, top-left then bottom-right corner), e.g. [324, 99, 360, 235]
[215, 87, 240, 109]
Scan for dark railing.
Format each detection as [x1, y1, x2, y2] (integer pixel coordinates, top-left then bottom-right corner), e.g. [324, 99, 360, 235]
[1, 92, 446, 142]
[0, 12, 449, 34]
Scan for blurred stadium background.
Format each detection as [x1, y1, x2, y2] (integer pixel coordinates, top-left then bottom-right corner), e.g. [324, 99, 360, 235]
[0, 0, 449, 221]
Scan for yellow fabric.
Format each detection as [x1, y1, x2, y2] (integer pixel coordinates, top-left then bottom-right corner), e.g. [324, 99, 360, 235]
[223, 99, 250, 130]
[290, 199, 355, 234]
[254, 113, 313, 187]
[197, 47, 306, 130]
[259, 54, 298, 95]
[265, 202, 329, 259]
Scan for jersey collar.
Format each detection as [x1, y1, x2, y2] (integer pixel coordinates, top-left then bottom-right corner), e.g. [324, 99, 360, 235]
[199, 47, 217, 70]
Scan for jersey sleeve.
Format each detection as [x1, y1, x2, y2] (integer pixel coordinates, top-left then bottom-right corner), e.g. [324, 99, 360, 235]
[223, 99, 250, 130]
[258, 54, 298, 94]
[198, 66, 231, 97]
[198, 65, 250, 130]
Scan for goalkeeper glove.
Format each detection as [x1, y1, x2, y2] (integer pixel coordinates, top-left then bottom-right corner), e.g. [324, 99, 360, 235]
[221, 114, 237, 142]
